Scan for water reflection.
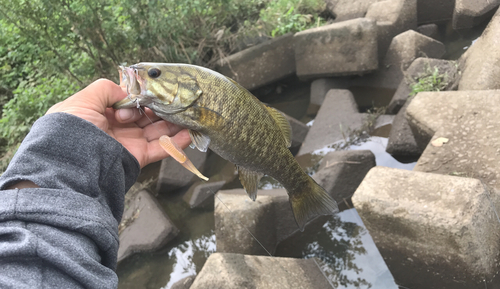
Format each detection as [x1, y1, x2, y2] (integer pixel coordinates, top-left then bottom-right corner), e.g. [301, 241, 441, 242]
[162, 234, 216, 289]
[312, 136, 416, 171]
[259, 175, 284, 189]
[116, 197, 216, 289]
[276, 209, 398, 289]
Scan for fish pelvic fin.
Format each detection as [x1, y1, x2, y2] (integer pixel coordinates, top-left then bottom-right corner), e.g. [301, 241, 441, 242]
[289, 178, 339, 231]
[189, 130, 211, 152]
[237, 166, 264, 201]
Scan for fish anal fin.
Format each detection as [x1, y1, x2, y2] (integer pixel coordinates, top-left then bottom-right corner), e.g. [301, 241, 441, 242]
[289, 178, 339, 231]
[264, 106, 292, 148]
[237, 166, 264, 201]
[189, 130, 211, 152]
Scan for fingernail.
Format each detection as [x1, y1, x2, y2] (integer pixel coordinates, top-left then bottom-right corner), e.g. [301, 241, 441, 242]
[118, 108, 134, 121]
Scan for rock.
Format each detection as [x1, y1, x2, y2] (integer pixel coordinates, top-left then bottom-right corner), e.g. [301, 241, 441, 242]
[214, 189, 298, 256]
[298, 89, 364, 155]
[416, 23, 441, 41]
[252, 75, 311, 120]
[374, 114, 395, 128]
[351, 30, 446, 91]
[170, 275, 196, 289]
[366, 0, 417, 59]
[325, 0, 379, 22]
[312, 150, 375, 202]
[118, 190, 179, 262]
[183, 180, 226, 209]
[156, 148, 207, 194]
[284, 114, 309, 149]
[216, 33, 295, 90]
[386, 57, 458, 114]
[385, 101, 422, 162]
[352, 167, 500, 288]
[453, 0, 500, 29]
[458, 8, 500, 90]
[190, 253, 332, 289]
[406, 90, 500, 192]
[417, 0, 454, 24]
[310, 78, 349, 106]
[294, 18, 378, 80]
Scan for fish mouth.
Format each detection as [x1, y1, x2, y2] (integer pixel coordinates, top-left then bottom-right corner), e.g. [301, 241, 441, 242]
[113, 65, 148, 109]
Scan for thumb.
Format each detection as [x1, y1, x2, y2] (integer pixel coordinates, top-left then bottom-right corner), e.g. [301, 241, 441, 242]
[69, 79, 127, 113]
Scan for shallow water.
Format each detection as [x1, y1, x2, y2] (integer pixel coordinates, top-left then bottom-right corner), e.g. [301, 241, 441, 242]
[276, 209, 398, 289]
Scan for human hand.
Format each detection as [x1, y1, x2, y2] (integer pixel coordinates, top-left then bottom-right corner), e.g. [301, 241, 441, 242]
[46, 79, 191, 168]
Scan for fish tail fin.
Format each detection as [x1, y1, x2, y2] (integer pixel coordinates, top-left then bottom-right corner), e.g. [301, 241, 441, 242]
[289, 178, 339, 231]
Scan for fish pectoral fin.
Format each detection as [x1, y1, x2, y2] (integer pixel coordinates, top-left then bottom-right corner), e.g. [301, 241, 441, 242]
[237, 166, 263, 201]
[159, 135, 209, 181]
[264, 106, 292, 148]
[189, 130, 211, 152]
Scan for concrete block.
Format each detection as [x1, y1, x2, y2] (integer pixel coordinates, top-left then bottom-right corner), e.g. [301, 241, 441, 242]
[310, 78, 349, 106]
[118, 190, 179, 262]
[281, 114, 308, 150]
[459, 8, 500, 90]
[417, 0, 454, 24]
[385, 101, 422, 162]
[156, 148, 207, 193]
[352, 167, 500, 288]
[298, 89, 364, 155]
[387, 57, 458, 114]
[312, 150, 376, 201]
[170, 275, 195, 289]
[453, 0, 500, 29]
[416, 24, 441, 41]
[326, 0, 379, 22]
[294, 18, 378, 79]
[217, 33, 295, 90]
[366, 0, 418, 59]
[406, 90, 500, 192]
[190, 253, 332, 289]
[183, 180, 226, 209]
[214, 189, 297, 256]
[351, 30, 446, 91]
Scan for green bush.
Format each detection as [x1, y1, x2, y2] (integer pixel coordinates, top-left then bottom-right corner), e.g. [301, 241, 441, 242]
[410, 67, 449, 96]
[259, 0, 325, 37]
[0, 0, 328, 170]
[0, 76, 80, 146]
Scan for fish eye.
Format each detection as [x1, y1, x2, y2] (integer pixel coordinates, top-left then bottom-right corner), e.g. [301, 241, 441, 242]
[148, 68, 162, 78]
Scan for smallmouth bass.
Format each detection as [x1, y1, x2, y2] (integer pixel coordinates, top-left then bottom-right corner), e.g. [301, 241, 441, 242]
[113, 63, 338, 230]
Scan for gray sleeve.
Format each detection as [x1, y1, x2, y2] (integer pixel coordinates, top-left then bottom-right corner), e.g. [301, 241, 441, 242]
[0, 112, 140, 289]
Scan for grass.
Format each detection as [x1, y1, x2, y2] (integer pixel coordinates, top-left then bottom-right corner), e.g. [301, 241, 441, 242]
[409, 65, 452, 97]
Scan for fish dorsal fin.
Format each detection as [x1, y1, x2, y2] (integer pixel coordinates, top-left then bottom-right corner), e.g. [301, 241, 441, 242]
[189, 130, 211, 152]
[237, 166, 264, 201]
[264, 106, 292, 148]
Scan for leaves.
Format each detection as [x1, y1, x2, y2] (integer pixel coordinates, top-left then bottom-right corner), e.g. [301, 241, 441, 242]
[409, 66, 450, 97]
[0, 75, 80, 146]
[259, 0, 326, 37]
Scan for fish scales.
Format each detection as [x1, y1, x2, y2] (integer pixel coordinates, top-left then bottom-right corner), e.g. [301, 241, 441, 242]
[113, 63, 339, 229]
[183, 66, 307, 190]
